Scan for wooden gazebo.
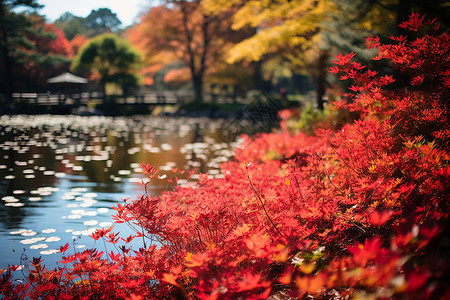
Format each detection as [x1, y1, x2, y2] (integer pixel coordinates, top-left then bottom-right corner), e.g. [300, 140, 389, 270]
[47, 72, 89, 103]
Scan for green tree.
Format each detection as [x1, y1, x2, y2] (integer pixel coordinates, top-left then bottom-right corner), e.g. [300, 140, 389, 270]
[16, 14, 71, 91]
[0, 1, 70, 99]
[85, 8, 121, 37]
[54, 8, 122, 39]
[71, 33, 141, 96]
[53, 12, 87, 40]
[0, 0, 41, 100]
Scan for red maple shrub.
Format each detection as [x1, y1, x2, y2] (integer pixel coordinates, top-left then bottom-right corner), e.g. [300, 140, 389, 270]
[1, 13, 449, 299]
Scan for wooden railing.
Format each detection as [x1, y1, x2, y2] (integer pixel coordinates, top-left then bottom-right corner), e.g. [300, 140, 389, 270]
[3, 90, 197, 106]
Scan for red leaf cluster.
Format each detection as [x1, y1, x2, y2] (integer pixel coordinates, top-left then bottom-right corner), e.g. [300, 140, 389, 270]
[1, 14, 449, 299]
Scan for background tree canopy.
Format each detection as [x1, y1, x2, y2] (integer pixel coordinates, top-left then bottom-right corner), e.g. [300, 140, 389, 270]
[127, 0, 255, 101]
[0, 0, 70, 97]
[54, 8, 122, 39]
[71, 33, 141, 96]
[2, 0, 449, 105]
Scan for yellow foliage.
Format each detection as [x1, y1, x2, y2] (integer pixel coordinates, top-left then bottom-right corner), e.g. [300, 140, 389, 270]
[224, 0, 335, 65]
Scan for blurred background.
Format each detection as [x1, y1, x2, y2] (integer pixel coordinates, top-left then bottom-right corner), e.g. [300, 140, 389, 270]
[1, 0, 448, 115]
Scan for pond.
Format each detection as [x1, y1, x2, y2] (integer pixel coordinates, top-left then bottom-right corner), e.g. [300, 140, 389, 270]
[0, 114, 239, 270]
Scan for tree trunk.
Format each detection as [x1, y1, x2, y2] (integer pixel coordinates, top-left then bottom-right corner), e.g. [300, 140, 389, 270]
[253, 60, 263, 91]
[192, 74, 203, 103]
[180, 0, 209, 104]
[100, 78, 107, 103]
[315, 49, 328, 111]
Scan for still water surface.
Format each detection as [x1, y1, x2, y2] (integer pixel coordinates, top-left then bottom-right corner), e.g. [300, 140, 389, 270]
[0, 115, 236, 270]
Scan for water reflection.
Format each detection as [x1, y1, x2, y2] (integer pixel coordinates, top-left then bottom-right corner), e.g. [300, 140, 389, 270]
[0, 115, 237, 269]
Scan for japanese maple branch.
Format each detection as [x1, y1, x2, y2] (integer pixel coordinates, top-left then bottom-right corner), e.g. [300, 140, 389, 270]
[245, 170, 283, 236]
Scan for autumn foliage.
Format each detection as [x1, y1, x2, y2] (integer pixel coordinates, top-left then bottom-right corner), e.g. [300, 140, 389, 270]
[1, 14, 449, 299]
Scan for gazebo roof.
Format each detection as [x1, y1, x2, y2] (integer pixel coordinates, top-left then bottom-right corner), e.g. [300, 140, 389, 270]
[47, 72, 89, 84]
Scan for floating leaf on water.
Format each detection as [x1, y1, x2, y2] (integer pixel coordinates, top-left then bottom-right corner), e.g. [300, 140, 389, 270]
[128, 177, 143, 183]
[30, 244, 48, 249]
[71, 188, 88, 193]
[10, 229, 29, 235]
[2, 196, 18, 202]
[25, 175, 35, 179]
[149, 147, 160, 153]
[133, 167, 144, 173]
[118, 170, 131, 175]
[97, 208, 109, 214]
[21, 230, 37, 236]
[67, 215, 82, 219]
[37, 191, 52, 196]
[161, 143, 173, 151]
[92, 155, 109, 161]
[45, 236, 61, 242]
[177, 179, 187, 185]
[20, 237, 46, 244]
[76, 245, 86, 249]
[127, 147, 140, 155]
[83, 193, 98, 198]
[83, 210, 97, 216]
[83, 220, 98, 226]
[0, 165, 7, 169]
[81, 228, 97, 236]
[66, 203, 78, 208]
[65, 229, 73, 233]
[55, 172, 66, 178]
[5, 175, 15, 179]
[23, 169, 34, 174]
[207, 162, 220, 168]
[40, 249, 59, 255]
[80, 202, 95, 208]
[42, 228, 56, 234]
[43, 171, 55, 176]
[38, 187, 58, 193]
[208, 169, 220, 175]
[5, 202, 25, 207]
[12, 190, 25, 195]
[188, 161, 201, 167]
[72, 166, 83, 171]
[29, 197, 42, 202]
[99, 222, 113, 227]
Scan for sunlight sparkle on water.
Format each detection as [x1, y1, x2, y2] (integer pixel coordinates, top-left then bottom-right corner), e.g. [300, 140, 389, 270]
[0, 114, 237, 268]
